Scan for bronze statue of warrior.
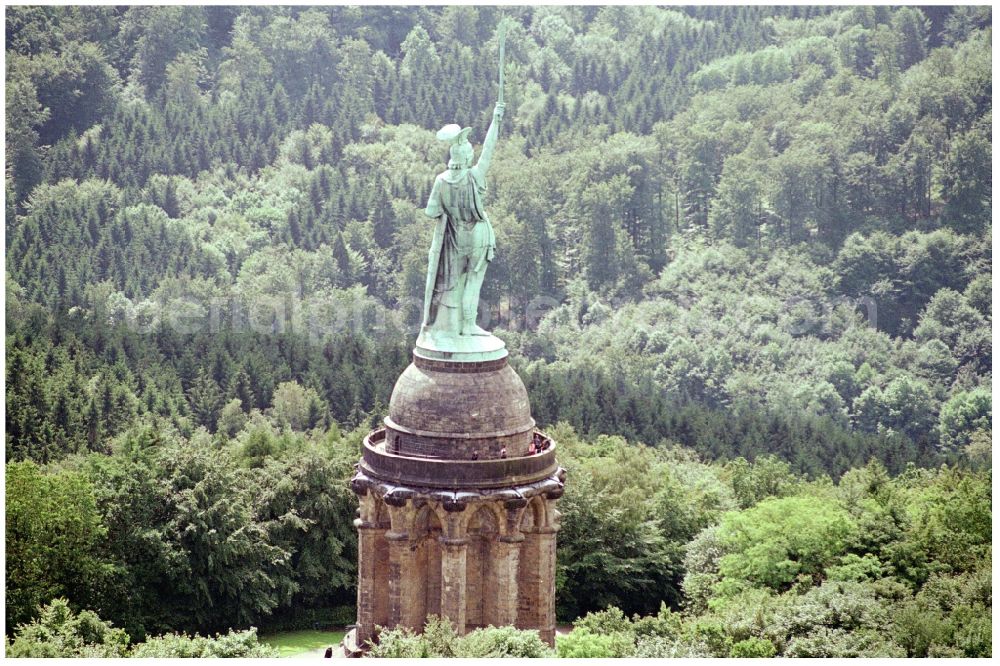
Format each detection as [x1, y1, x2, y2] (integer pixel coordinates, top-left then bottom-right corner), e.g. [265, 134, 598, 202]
[420, 21, 508, 342]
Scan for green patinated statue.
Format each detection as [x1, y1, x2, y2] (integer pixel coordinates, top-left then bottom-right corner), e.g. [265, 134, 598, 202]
[416, 21, 509, 356]
[420, 104, 504, 338]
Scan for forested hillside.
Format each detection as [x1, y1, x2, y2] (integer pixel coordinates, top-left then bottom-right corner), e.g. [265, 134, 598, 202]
[5, 5, 991, 657]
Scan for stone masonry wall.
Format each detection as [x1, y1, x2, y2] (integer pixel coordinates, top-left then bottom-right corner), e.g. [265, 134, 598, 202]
[354, 490, 560, 647]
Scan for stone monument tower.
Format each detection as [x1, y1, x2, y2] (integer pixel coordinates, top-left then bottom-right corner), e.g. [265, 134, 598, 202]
[344, 20, 564, 653]
[347, 346, 564, 649]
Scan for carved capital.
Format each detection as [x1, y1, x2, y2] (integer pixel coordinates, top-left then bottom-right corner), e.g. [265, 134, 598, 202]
[544, 484, 564, 500]
[350, 476, 369, 496]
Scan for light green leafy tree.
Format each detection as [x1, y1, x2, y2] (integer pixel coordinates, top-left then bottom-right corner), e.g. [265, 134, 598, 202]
[714, 495, 858, 594]
[937, 388, 990, 453]
[5, 462, 111, 629]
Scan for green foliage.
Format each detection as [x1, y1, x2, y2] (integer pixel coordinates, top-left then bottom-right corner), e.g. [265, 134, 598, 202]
[964, 274, 991, 316]
[368, 617, 553, 658]
[455, 626, 554, 658]
[367, 626, 430, 658]
[5, 599, 276, 657]
[129, 627, 278, 657]
[898, 468, 991, 579]
[5, 6, 988, 481]
[566, 603, 684, 657]
[852, 374, 937, 443]
[253, 436, 361, 609]
[5, 599, 129, 658]
[889, 559, 992, 657]
[7, 417, 363, 640]
[633, 634, 712, 657]
[725, 455, 799, 509]
[555, 629, 627, 658]
[770, 581, 898, 648]
[715, 496, 857, 593]
[730, 636, 777, 657]
[269, 380, 328, 431]
[937, 388, 991, 452]
[915, 288, 991, 373]
[784, 628, 906, 658]
[147, 434, 296, 631]
[632, 465, 991, 657]
[680, 526, 726, 614]
[572, 605, 632, 636]
[524, 235, 973, 477]
[555, 431, 689, 619]
[5, 462, 111, 630]
[825, 553, 885, 582]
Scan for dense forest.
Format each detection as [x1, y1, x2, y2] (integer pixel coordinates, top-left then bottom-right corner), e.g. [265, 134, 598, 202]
[5, 5, 991, 658]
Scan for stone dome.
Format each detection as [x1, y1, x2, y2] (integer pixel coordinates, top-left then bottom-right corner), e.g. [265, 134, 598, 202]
[384, 354, 535, 460]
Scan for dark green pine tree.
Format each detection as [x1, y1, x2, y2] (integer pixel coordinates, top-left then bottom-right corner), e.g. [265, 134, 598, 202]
[370, 181, 395, 249]
[187, 369, 224, 431]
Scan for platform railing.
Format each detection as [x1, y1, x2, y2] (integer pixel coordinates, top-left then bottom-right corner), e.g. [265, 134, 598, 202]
[377, 428, 552, 460]
[361, 427, 558, 489]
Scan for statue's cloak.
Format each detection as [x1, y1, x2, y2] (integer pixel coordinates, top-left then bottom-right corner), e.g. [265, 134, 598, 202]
[421, 166, 496, 327]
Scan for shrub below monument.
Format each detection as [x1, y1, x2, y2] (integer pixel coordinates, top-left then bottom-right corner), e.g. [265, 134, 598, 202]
[5, 599, 278, 658]
[555, 629, 631, 657]
[5, 599, 129, 658]
[458, 625, 554, 657]
[367, 616, 553, 658]
[129, 628, 278, 657]
[730, 637, 777, 657]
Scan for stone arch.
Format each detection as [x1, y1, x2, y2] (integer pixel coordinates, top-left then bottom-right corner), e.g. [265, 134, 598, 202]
[385, 500, 415, 535]
[465, 505, 499, 628]
[478, 501, 508, 537]
[413, 502, 443, 532]
[467, 504, 500, 536]
[373, 496, 392, 529]
[522, 495, 546, 530]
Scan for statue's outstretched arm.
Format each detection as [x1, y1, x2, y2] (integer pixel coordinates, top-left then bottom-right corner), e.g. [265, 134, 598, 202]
[476, 103, 504, 176]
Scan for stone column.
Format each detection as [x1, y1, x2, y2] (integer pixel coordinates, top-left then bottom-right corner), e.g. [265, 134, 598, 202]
[387, 529, 423, 630]
[490, 535, 522, 627]
[439, 536, 469, 634]
[535, 524, 558, 646]
[515, 528, 541, 635]
[354, 518, 378, 645]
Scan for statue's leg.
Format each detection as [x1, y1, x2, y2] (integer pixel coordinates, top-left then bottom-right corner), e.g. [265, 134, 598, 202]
[431, 237, 465, 338]
[447, 269, 468, 336]
[460, 257, 490, 337]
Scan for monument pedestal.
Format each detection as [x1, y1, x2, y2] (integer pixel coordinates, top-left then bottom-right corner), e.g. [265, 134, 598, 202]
[415, 327, 507, 362]
[347, 347, 564, 650]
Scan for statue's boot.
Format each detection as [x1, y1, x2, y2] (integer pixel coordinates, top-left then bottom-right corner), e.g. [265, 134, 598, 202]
[461, 316, 491, 337]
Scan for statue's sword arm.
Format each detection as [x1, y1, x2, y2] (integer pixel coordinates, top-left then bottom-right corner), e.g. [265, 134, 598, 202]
[498, 20, 507, 107]
[477, 21, 508, 176]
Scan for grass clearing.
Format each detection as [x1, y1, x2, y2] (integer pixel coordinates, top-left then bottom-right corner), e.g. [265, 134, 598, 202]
[260, 629, 347, 658]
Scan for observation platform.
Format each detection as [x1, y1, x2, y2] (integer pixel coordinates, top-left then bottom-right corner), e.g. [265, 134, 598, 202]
[358, 427, 559, 490]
